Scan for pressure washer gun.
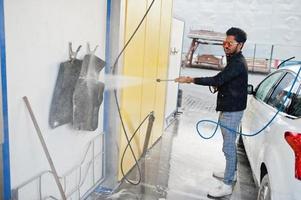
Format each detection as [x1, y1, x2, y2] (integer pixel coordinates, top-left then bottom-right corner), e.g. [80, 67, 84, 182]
[156, 77, 218, 94]
[156, 77, 190, 82]
[156, 78, 175, 82]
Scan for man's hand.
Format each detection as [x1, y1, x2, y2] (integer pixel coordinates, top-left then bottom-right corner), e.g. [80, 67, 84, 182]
[175, 76, 194, 84]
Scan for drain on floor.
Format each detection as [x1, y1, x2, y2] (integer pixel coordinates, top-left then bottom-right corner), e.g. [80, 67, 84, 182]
[182, 94, 216, 112]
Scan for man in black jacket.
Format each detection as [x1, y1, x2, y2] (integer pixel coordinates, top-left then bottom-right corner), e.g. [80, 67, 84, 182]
[175, 27, 248, 198]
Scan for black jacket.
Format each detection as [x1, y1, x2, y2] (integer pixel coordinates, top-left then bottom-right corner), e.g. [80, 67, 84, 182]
[193, 52, 248, 111]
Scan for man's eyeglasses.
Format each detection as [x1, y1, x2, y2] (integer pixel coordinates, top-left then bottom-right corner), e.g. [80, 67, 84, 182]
[223, 41, 239, 47]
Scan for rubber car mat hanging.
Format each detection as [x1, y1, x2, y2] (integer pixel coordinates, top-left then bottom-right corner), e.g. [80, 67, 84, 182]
[73, 43, 105, 131]
[49, 43, 82, 128]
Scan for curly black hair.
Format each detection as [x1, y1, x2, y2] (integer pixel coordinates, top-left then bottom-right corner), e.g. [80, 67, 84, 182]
[226, 27, 247, 43]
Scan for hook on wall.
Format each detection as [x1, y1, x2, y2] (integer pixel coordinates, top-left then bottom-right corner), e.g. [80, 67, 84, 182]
[69, 42, 82, 61]
[87, 42, 99, 54]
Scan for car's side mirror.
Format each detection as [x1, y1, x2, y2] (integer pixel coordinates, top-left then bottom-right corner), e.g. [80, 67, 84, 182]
[247, 84, 255, 95]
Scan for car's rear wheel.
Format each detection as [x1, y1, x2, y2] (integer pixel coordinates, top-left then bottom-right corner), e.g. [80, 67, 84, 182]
[257, 174, 271, 200]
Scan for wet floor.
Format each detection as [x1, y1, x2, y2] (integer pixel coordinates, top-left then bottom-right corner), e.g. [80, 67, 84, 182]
[89, 68, 264, 200]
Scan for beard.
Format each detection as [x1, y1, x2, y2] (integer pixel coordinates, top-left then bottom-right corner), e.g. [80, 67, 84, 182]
[224, 45, 240, 57]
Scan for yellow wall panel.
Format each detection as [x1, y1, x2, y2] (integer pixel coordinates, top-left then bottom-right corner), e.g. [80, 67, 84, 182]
[119, 0, 147, 179]
[139, 0, 161, 150]
[118, 0, 173, 180]
[152, 0, 173, 144]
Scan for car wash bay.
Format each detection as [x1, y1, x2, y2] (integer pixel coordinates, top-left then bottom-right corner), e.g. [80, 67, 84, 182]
[2, 0, 298, 199]
[89, 68, 265, 200]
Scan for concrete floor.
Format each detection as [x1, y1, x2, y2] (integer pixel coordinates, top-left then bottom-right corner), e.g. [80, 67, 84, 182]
[90, 68, 266, 200]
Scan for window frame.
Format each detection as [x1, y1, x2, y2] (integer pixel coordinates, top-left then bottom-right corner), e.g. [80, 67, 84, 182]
[255, 69, 301, 118]
[254, 71, 286, 103]
[282, 70, 301, 118]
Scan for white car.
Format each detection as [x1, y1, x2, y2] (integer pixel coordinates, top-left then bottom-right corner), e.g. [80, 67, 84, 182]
[241, 64, 301, 200]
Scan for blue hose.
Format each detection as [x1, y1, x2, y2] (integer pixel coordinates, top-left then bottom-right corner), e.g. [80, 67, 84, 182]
[196, 66, 301, 139]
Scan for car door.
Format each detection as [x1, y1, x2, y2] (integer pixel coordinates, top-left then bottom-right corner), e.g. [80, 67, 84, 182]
[242, 71, 285, 168]
[257, 71, 301, 198]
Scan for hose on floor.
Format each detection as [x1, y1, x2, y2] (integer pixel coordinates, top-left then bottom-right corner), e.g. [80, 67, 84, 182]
[196, 65, 301, 139]
[111, 0, 156, 185]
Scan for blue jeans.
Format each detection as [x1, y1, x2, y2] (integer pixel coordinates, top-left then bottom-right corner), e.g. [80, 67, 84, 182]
[219, 111, 244, 185]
